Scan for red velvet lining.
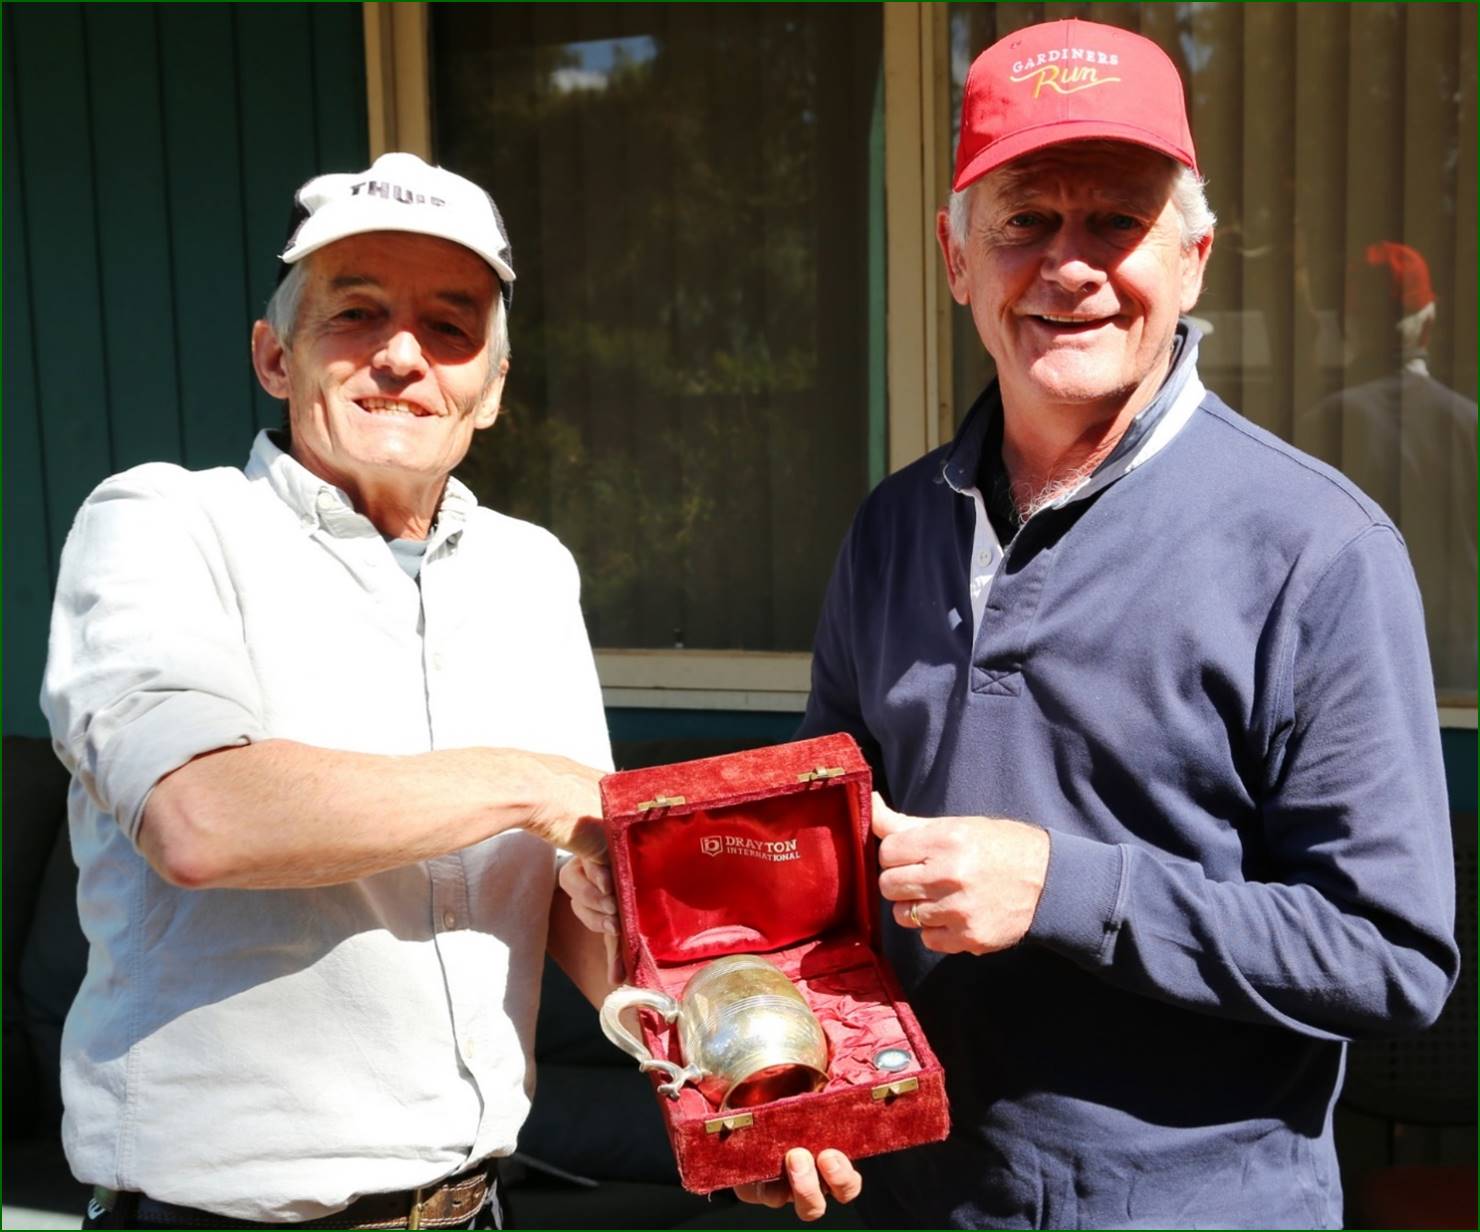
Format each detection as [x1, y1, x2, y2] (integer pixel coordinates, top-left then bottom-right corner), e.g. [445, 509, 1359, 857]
[626, 791, 861, 962]
[632, 938, 928, 1116]
[600, 735, 950, 1190]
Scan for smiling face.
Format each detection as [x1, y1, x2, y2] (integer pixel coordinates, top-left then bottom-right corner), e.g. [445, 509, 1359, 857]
[251, 231, 505, 536]
[940, 142, 1210, 430]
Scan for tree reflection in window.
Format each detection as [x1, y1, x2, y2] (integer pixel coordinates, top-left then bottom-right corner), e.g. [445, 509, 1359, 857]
[436, 5, 885, 653]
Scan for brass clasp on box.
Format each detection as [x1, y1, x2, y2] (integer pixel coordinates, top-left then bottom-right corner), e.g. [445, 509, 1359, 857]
[796, 767, 845, 783]
[706, 1112, 754, 1134]
[637, 794, 687, 811]
[871, 1077, 919, 1102]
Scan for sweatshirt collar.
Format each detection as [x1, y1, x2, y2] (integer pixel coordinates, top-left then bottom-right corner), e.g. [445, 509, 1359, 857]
[942, 321, 1206, 504]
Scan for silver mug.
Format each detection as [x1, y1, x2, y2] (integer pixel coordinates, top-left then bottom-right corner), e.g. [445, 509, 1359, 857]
[599, 954, 830, 1110]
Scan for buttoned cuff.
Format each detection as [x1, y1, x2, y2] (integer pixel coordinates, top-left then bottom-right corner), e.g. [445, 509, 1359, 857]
[1026, 828, 1128, 966]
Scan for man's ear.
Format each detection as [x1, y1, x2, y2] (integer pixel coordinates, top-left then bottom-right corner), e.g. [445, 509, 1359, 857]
[1180, 230, 1214, 314]
[937, 208, 971, 306]
[251, 321, 291, 400]
[473, 358, 509, 431]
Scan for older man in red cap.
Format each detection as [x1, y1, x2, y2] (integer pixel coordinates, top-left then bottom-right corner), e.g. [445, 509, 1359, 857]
[796, 17, 1456, 1228]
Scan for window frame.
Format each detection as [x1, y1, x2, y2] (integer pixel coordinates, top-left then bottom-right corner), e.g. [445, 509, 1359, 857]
[366, 1, 1474, 731]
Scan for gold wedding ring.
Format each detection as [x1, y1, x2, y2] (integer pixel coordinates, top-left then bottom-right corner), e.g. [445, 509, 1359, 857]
[908, 901, 922, 928]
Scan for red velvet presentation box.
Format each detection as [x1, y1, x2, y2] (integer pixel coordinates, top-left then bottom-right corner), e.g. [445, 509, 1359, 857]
[599, 733, 949, 1194]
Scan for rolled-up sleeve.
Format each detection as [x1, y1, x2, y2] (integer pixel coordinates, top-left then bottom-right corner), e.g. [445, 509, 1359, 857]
[42, 465, 268, 844]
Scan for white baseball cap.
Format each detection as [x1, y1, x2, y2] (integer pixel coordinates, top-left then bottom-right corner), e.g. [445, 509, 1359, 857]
[278, 152, 515, 304]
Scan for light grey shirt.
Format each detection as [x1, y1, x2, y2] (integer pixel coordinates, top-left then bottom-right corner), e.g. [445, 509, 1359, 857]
[41, 431, 613, 1221]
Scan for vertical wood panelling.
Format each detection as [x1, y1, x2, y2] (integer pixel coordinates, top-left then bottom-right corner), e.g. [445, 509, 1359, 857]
[236, 3, 321, 433]
[84, 4, 184, 470]
[312, 5, 371, 173]
[11, 4, 114, 535]
[2, 11, 57, 736]
[157, 5, 254, 470]
[3, 4, 367, 736]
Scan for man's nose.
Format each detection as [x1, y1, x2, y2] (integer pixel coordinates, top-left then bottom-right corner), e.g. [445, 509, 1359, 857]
[1040, 224, 1106, 294]
[375, 327, 428, 377]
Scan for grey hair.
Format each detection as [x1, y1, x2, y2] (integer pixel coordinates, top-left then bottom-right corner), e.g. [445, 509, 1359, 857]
[263, 262, 308, 343]
[260, 258, 512, 369]
[946, 154, 1216, 252]
[1170, 166, 1216, 248]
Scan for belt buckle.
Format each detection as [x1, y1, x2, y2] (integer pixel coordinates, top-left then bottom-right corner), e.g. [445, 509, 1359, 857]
[408, 1185, 425, 1230]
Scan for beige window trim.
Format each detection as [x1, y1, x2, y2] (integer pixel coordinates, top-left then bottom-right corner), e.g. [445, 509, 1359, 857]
[363, 2, 432, 160]
[361, 5, 1472, 725]
[596, 650, 812, 714]
[1438, 705, 1478, 731]
[598, 7, 954, 708]
[883, 2, 954, 474]
[361, 1, 948, 469]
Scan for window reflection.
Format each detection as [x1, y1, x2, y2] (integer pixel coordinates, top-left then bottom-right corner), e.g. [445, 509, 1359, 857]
[434, 5, 885, 652]
[547, 36, 657, 94]
[1300, 241, 1476, 694]
[948, 2, 1476, 700]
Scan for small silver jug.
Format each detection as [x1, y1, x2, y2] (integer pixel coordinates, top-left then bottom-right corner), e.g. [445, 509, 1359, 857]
[600, 954, 830, 1110]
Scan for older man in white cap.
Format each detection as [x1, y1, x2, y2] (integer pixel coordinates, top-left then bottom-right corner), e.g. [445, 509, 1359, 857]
[44, 153, 618, 1229]
[792, 18, 1457, 1229]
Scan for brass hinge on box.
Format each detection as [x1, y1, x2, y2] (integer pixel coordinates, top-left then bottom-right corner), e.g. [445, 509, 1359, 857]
[637, 794, 687, 811]
[705, 1112, 754, 1134]
[871, 1077, 920, 1101]
[797, 766, 845, 783]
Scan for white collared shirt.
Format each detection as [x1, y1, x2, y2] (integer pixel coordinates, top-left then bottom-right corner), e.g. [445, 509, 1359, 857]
[42, 431, 612, 1221]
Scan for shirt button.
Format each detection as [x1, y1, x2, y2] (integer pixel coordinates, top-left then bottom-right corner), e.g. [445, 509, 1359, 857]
[299, 514, 315, 529]
[316, 491, 337, 510]
[443, 911, 457, 930]
[978, 551, 993, 564]
[430, 652, 444, 672]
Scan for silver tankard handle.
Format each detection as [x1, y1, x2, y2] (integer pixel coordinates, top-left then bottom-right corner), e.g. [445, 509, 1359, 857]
[599, 986, 704, 1099]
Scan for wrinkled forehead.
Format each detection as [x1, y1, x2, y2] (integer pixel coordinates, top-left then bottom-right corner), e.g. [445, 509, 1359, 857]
[304, 232, 499, 303]
[987, 140, 1179, 208]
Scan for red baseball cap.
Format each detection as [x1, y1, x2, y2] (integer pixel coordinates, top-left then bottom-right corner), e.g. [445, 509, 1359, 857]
[1360, 241, 1436, 315]
[953, 18, 1198, 192]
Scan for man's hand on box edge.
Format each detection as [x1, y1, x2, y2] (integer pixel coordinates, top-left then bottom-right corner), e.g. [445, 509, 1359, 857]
[559, 854, 618, 934]
[734, 1147, 862, 1222]
[558, 855, 625, 984]
[525, 756, 607, 859]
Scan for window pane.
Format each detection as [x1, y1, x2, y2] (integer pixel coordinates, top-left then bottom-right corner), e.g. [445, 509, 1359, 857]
[947, 2, 1477, 702]
[434, 4, 886, 652]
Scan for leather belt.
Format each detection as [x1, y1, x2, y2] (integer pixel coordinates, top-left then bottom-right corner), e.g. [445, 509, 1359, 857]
[94, 1161, 495, 1229]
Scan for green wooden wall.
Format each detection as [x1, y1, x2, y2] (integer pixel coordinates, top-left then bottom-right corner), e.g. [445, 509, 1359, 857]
[3, 3, 368, 737]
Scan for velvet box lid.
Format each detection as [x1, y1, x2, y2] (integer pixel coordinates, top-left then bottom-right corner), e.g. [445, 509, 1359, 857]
[599, 733, 950, 1194]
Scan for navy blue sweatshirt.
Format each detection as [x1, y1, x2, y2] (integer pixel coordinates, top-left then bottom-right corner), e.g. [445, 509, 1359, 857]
[799, 336, 1458, 1228]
